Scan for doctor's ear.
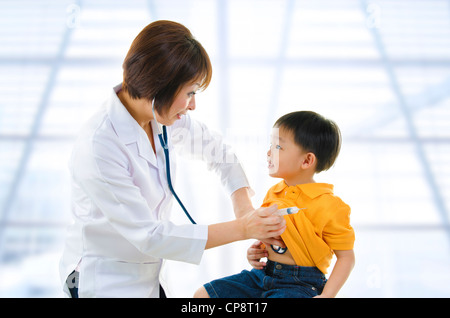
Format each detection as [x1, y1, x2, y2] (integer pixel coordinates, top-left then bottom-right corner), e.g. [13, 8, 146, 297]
[301, 152, 317, 170]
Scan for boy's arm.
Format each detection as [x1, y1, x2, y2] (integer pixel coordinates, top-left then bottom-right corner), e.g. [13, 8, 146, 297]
[316, 249, 355, 298]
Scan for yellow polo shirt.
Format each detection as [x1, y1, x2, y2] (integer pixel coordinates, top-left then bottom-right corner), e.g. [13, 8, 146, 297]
[261, 181, 355, 274]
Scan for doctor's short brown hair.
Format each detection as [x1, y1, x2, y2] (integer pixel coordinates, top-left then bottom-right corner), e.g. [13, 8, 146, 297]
[122, 20, 212, 115]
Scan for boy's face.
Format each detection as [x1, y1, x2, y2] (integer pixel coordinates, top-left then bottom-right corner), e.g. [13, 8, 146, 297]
[267, 127, 306, 181]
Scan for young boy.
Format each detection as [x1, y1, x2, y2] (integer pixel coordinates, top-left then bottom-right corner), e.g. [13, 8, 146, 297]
[194, 111, 355, 298]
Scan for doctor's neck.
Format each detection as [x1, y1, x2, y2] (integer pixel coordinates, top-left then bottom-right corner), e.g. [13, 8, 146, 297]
[117, 88, 154, 129]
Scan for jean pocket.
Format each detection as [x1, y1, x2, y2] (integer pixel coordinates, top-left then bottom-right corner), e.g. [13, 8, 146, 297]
[293, 277, 322, 297]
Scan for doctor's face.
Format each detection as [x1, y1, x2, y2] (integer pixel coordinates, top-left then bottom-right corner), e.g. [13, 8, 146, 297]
[158, 82, 199, 126]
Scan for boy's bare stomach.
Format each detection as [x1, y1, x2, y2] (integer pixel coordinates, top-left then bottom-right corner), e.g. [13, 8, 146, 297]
[266, 245, 297, 265]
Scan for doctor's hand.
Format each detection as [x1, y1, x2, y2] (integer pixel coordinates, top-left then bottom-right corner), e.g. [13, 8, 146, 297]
[205, 205, 285, 250]
[240, 205, 286, 245]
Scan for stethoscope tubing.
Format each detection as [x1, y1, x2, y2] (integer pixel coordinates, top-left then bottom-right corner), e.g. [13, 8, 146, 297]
[158, 127, 197, 224]
[152, 98, 197, 224]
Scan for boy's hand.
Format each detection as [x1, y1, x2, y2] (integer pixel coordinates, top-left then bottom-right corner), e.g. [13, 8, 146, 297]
[247, 240, 268, 269]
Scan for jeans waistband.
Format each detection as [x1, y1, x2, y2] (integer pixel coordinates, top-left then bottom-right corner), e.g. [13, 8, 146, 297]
[265, 260, 325, 279]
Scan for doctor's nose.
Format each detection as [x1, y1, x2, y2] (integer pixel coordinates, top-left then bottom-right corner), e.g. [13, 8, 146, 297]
[188, 95, 196, 111]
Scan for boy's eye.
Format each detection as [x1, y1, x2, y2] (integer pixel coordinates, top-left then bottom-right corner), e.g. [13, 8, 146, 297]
[270, 143, 281, 150]
[188, 91, 197, 97]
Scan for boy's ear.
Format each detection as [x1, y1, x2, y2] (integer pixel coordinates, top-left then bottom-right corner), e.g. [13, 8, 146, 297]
[301, 152, 316, 169]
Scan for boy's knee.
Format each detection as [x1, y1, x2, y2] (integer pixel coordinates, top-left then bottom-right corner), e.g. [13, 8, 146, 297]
[193, 286, 210, 298]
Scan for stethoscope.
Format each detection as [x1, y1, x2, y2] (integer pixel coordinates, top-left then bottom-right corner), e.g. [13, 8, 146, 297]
[270, 207, 304, 254]
[152, 98, 197, 225]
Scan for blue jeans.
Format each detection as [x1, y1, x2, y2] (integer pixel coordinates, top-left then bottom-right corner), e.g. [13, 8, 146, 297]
[204, 260, 327, 298]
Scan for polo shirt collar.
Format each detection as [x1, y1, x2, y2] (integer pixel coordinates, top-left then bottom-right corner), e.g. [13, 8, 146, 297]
[273, 180, 334, 199]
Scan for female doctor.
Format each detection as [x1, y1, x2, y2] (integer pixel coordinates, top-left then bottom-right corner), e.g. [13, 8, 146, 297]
[59, 20, 285, 298]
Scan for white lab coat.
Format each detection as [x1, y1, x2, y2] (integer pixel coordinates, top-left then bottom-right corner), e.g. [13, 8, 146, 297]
[59, 84, 251, 298]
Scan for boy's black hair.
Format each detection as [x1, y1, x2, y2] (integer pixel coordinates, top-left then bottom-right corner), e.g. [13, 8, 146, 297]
[274, 111, 341, 173]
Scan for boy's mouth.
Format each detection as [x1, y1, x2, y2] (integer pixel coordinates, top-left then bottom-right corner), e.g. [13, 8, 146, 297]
[267, 158, 274, 169]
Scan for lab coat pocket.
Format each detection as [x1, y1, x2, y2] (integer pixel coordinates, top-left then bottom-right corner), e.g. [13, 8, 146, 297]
[93, 259, 161, 297]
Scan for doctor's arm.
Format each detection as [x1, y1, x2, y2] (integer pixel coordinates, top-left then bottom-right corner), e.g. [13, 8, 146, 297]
[231, 187, 254, 218]
[205, 205, 286, 249]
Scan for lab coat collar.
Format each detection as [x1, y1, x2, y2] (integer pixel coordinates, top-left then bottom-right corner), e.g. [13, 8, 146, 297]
[272, 180, 334, 199]
[107, 84, 157, 166]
